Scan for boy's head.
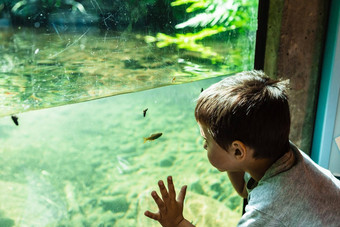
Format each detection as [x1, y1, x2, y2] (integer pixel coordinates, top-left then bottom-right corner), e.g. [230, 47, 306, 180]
[195, 70, 290, 161]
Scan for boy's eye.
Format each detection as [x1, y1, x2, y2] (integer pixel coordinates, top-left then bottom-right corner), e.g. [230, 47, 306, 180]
[203, 140, 208, 150]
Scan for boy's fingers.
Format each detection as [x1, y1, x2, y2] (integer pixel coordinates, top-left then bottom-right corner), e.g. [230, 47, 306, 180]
[151, 191, 166, 212]
[177, 185, 187, 203]
[167, 176, 176, 200]
[158, 180, 169, 202]
[144, 210, 160, 221]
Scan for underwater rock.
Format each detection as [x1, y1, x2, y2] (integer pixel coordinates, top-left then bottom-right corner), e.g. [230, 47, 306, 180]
[67, 213, 86, 226]
[0, 217, 14, 227]
[148, 60, 174, 69]
[124, 200, 138, 219]
[159, 156, 176, 167]
[210, 182, 224, 199]
[99, 195, 129, 213]
[85, 206, 121, 226]
[98, 211, 119, 225]
[226, 194, 244, 211]
[190, 181, 205, 195]
[123, 59, 146, 69]
[184, 192, 241, 226]
[114, 217, 136, 227]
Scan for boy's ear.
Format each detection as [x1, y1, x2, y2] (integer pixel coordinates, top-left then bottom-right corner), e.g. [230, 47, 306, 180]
[231, 140, 247, 160]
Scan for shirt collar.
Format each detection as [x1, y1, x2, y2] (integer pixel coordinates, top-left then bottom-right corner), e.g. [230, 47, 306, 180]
[260, 142, 297, 181]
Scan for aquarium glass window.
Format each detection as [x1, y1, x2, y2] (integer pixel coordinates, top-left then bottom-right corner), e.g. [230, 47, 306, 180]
[0, 0, 258, 226]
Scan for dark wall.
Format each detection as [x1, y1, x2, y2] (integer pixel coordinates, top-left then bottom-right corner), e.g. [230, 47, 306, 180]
[264, 0, 330, 154]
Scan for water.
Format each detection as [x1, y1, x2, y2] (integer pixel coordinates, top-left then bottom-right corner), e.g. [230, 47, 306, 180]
[0, 77, 243, 226]
[0, 2, 257, 225]
[0, 27, 254, 117]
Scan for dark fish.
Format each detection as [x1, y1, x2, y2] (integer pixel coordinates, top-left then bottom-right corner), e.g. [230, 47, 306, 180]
[11, 115, 19, 126]
[201, 88, 204, 92]
[144, 133, 162, 143]
[143, 108, 148, 117]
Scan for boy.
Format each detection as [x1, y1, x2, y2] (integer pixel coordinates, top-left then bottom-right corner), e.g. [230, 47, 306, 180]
[144, 70, 340, 226]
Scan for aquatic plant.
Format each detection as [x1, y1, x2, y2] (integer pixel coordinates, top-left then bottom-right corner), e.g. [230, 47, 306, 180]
[145, 0, 258, 63]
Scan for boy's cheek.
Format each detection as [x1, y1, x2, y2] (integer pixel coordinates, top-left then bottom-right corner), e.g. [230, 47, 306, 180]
[207, 151, 216, 166]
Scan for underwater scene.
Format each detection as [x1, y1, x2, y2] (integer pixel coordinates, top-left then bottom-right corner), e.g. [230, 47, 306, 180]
[0, 77, 244, 226]
[0, 0, 258, 226]
[0, 0, 258, 117]
[0, 27, 255, 117]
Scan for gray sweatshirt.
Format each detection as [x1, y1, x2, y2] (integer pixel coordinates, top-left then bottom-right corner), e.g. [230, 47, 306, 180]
[238, 143, 340, 227]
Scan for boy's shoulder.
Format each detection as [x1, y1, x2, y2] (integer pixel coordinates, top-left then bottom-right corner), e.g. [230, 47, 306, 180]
[243, 143, 340, 226]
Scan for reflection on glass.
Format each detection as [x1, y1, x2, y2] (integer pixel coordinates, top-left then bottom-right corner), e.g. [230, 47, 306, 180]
[0, 0, 257, 117]
[0, 0, 257, 226]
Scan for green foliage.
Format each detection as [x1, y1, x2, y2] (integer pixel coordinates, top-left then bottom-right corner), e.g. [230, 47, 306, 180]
[146, 25, 227, 63]
[171, 0, 257, 30]
[145, 0, 258, 63]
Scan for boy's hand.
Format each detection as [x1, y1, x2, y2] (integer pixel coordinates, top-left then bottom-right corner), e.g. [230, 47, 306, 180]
[144, 176, 188, 227]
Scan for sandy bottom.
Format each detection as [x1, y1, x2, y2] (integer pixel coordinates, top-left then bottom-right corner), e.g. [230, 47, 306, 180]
[0, 77, 242, 226]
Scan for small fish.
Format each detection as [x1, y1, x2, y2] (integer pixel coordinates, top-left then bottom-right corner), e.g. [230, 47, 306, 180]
[144, 133, 162, 143]
[172, 77, 176, 83]
[11, 115, 19, 126]
[143, 108, 148, 117]
[201, 88, 204, 92]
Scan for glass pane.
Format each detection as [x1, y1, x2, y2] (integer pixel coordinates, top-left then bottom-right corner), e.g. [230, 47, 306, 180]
[0, 0, 258, 117]
[0, 78, 242, 226]
[0, 0, 258, 226]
